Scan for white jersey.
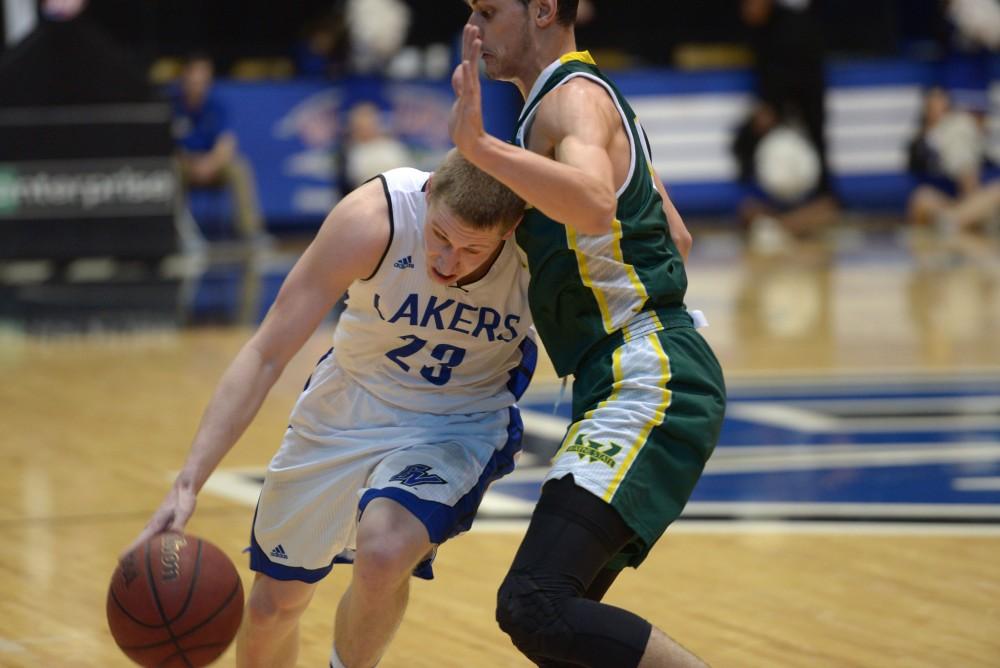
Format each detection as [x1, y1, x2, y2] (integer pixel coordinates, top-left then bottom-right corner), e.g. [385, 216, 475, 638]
[326, 167, 535, 414]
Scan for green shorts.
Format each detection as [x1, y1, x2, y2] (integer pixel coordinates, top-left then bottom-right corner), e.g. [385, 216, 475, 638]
[546, 313, 726, 570]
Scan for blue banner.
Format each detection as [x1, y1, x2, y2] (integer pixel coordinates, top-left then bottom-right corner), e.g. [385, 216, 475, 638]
[189, 77, 520, 231]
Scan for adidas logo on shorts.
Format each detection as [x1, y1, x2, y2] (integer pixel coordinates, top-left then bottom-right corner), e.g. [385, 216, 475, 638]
[270, 544, 289, 560]
[393, 255, 414, 269]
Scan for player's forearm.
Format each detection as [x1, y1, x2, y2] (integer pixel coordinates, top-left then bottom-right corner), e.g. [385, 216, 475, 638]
[177, 342, 284, 493]
[469, 135, 616, 235]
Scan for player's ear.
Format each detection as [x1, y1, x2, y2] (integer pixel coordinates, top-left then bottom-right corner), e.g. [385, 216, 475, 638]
[535, 0, 557, 27]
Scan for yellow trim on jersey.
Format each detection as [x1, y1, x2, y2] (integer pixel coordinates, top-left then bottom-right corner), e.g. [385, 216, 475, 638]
[559, 50, 596, 66]
[603, 334, 672, 502]
[566, 226, 614, 333]
[610, 217, 649, 310]
[553, 344, 626, 460]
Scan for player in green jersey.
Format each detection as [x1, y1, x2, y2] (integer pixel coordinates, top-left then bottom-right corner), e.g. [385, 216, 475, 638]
[451, 2, 726, 666]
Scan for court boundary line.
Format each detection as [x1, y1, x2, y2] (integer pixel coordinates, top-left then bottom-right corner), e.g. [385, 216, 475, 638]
[470, 518, 1000, 536]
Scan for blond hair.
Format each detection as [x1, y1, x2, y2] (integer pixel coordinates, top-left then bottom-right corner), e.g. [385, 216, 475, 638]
[427, 150, 525, 232]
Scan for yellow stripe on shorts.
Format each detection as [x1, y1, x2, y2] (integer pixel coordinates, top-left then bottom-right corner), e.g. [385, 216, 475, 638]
[603, 333, 672, 502]
[553, 344, 627, 460]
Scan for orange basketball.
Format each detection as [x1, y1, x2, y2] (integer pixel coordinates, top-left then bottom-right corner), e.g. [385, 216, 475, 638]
[106, 532, 244, 667]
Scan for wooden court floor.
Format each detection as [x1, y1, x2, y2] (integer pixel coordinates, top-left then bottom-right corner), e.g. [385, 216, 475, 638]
[1, 228, 999, 667]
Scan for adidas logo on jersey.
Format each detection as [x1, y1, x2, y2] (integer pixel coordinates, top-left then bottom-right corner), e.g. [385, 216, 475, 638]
[270, 544, 289, 560]
[394, 256, 415, 269]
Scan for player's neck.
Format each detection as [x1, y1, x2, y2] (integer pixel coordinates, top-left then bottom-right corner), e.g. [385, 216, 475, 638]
[515, 31, 577, 100]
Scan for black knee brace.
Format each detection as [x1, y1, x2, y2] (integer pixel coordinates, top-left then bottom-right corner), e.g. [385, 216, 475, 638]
[496, 568, 650, 668]
[495, 477, 652, 668]
[496, 569, 575, 659]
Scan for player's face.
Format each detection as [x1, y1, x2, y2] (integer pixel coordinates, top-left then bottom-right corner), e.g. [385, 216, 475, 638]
[925, 88, 951, 126]
[741, 0, 774, 26]
[466, 0, 533, 81]
[181, 60, 213, 107]
[424, 201, 510, 286]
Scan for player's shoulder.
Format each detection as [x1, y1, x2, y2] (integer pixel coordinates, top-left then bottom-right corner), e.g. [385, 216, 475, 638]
[540, 75, 617, 115]
[559, 73, 609, 93]
[380, 167, 432, 196]
[535, 75, 620, 139]
[319, 178, 394, 258]
[300, 178, 393, 284]
[333, 177, 389, 221]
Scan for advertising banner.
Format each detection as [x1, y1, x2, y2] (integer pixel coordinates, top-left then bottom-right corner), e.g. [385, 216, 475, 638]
[0, 157, 175, 220]
[200, 77, 519, 229]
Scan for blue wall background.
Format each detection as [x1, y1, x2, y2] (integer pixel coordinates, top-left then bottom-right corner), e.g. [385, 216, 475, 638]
[187, 56, 1000, 233]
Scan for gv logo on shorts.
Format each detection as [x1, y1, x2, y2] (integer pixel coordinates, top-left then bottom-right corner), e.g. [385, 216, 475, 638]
[566, 435, 622, 468]
[390, 464, 449, 487]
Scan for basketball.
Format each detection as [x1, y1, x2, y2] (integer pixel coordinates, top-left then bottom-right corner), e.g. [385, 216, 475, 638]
[106, 532, 245, 667]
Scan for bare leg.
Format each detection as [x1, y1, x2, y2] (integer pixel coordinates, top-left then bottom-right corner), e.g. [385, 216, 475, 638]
[220, 156, 265, 239]
[236, 574, 316, 668]
[638, 627, 710, 668]
[907, 185, 953, 227]
[218, 157, 265, 324]
[333, 498, 433, 667]
[951, 182, 1000, 230]
[779, 194, 839, 237]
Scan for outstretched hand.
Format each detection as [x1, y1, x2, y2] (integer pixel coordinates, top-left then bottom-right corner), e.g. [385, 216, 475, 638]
[449, 24, 487, 158]
[120, 479, 197, 559]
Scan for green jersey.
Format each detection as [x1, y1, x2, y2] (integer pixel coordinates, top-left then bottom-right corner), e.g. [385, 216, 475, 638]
[513, 51, 689, 377]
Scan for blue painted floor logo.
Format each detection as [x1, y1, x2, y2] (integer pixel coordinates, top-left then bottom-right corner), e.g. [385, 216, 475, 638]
[204, 375, 1000, 530]
[487, 375, 1000, 527]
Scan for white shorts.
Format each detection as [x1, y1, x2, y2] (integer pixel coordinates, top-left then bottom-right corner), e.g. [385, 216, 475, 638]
[248, 357, 523, 582]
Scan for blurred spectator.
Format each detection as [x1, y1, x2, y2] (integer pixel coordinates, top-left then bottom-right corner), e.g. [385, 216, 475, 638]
[907, 86, 1000, 234]
[345, 0, 410, 75]
[172, 53, 263, 241]
[42, 0, 86, 20]
[741, 0, 834, 196]
[382, 0, 467, 79]
[340, 102, 413, 193]
[732, 99, 839, 253]
[3, 0, 39, 50]
[939, 0, 1000, 118]
[293, 12, 348, 79]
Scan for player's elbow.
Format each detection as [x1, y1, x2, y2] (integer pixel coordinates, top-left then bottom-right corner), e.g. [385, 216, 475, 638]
[576, 193, 616, 236]
[672, 226, 692, 259]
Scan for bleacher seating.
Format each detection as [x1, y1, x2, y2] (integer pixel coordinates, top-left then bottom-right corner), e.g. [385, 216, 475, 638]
[626, 58, 1000, 215]
[182, 57, 1000, 234]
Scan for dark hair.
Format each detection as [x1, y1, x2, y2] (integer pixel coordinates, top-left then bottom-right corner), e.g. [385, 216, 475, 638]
[428, 150, 525, 232]
[517, 0, 578, 27]
[183, 50, 214, 68]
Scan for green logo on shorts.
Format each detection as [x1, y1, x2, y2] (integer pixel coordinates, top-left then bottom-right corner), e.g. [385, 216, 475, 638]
[567, 436, 622, 468]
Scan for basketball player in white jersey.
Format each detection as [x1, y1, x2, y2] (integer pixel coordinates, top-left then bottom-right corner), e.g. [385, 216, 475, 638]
[127, 150, 535, 668]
